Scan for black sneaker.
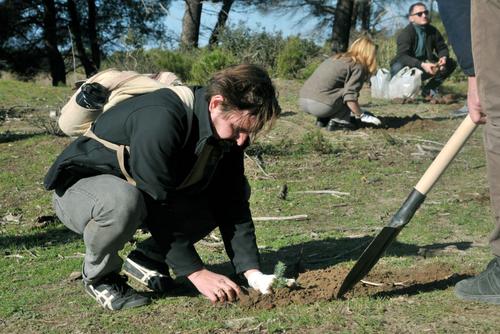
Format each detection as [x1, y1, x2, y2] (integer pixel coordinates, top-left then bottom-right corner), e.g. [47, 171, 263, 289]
[123, 251, 175, 293]
[454, 257, 500, 305]
[326, 118, 355, 131]
[315, 117, 330, 128]
[83, 273, 151, 310]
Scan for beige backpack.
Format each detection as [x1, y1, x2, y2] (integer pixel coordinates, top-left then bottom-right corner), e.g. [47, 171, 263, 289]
[58, 69, 194, 186]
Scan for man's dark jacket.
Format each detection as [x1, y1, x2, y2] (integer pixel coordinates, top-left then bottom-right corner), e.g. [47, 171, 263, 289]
[391, 23, 450, 68]
[44, 87, 260, 276]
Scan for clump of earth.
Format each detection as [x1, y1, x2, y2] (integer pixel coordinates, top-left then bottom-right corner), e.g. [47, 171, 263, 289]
[238, 262, 474, 309]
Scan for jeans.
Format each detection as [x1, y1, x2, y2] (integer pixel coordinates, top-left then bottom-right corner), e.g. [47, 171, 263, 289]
[53, 174, 147, 283]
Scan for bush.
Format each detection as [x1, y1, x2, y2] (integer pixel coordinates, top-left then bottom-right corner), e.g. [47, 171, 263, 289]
[276, 37, 320, 79]
[148, 49, 195, 82]
[297, 130, 336, 155]
[190, 49, 236, 85]
[102, 49, 156, 73]
[217, 24, 285, 71]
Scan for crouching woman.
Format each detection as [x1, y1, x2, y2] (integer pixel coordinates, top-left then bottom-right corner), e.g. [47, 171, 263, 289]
[44, 64, 290, 310]
[299, 36, 381, 130]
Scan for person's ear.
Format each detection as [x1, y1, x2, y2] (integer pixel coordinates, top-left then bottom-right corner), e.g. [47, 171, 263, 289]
[209, 95, 224, 112]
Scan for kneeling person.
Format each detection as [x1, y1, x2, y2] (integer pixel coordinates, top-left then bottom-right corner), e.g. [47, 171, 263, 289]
[44, 64, 283, 310]
[299, 36, 381, 131]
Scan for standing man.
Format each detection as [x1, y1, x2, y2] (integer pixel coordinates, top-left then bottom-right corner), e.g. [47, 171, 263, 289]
[390, 2, 456, 99]
[44, 64, 286, 310]
[437, 0, 500, 304]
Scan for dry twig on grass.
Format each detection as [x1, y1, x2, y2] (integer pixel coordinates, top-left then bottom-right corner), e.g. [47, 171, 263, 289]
[293, 190, 350, 198]
[253, 214, 308, 222]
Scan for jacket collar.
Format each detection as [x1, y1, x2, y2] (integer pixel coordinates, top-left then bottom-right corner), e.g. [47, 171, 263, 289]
[192, 87, 233, 154]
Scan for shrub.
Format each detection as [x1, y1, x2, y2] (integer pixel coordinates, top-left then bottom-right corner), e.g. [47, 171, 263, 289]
[148, 49, 195, 82]
[276, 37, 320, 79]
[102, 48, 157, 73]
[190, 49, 236, 85]
[217, 24, 285, 71]
[298, 130, 336, 155]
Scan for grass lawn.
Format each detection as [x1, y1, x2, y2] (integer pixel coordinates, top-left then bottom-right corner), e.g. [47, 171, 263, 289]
[1, 78, 498, 333]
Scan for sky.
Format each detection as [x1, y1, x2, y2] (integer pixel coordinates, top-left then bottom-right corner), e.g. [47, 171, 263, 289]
[163, 0, 431, 47]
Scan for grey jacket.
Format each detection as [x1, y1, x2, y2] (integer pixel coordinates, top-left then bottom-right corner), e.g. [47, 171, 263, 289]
[299, 57, 366, 106]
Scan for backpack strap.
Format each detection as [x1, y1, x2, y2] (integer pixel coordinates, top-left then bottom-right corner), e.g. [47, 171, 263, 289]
[82, 86, 195, 187]
[83, 128, 136, 186]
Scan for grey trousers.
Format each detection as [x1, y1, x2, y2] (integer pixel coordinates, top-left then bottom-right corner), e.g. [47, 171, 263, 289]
[472, 2, 500, 257]
[298, 97, 351, 121]
[53, 175, 147, 283]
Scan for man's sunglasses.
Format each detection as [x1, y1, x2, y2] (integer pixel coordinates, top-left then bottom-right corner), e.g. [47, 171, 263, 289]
[411, 10, 429, 17]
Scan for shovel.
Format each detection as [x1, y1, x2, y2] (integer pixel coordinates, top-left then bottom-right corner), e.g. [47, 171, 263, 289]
[336, 115, 478, 299]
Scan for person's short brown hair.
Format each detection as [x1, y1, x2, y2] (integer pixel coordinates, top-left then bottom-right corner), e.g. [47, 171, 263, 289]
[408, 2, 427, 16]
[205, 64, 281, 135]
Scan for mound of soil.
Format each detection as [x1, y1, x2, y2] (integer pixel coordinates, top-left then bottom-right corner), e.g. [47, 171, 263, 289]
[238, 262, 473, 309]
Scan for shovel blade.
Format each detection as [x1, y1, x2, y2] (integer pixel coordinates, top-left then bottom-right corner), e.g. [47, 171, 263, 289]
[336, 226, 401, 298]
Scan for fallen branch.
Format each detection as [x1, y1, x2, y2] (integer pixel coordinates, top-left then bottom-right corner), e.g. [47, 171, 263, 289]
[294, 190, 350, 198]
[360, 279, 384, 287]
[253, 214, 308, 222]
[244, 152, 274, 179]
[393, 281, 409, 287]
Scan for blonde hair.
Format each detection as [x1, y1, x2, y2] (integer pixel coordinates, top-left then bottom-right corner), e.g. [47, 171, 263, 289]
[335, 36, 377, 75]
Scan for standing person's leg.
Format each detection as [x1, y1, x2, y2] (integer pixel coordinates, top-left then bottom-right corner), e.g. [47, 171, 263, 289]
[454, 1, 500, 304]
[53, 174, 150, 309]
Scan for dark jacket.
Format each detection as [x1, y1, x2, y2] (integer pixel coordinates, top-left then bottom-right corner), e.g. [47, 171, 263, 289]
[437, 0, 475, 76]
[44, 87, 260, 276]
[391, 23, 450, 68]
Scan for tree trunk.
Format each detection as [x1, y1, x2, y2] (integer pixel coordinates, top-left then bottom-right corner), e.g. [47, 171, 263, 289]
[208, 0, 234, 48]
[350, 1, 358, 30]
[360, 0, 371, 32]
[180, 0, 202, 49]
[42, 0, 66, 86]
[331, 0, 354, 54]
[67, 0, 97, 77]
[87, 0, 100, 69]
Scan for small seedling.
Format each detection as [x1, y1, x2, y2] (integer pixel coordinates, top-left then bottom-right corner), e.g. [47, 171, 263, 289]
[272, 261, 289, 288]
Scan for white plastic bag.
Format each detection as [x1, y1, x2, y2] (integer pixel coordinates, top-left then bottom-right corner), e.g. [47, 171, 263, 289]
[370, 68, 391, 99]
[388, 66, 422, 99]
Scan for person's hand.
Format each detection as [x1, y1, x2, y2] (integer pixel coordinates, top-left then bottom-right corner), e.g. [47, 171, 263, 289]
[467, 76, 487, 124]
[421, 62, 438, 75]
[360, 112, 382, 126]
[437, 56, 447, 66]
[188, 268, 241, 304]
[246, 271, 276, 294]
[245, 270, 297, 294]
[437, 57, 447, 72]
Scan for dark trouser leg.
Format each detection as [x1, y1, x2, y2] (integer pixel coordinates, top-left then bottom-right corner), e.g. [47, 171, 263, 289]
[422, 58, 457, 92]
[53, 175, 147, 284]
[136, 194, 218, 272]
[390, 61, 405, 78]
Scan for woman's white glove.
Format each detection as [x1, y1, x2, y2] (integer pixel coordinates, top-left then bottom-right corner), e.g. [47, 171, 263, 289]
[360, 112, 382, 126]
[247, 271, 276, 294]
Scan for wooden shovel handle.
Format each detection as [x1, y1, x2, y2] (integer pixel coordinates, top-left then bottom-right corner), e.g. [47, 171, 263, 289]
[415, 115, 478, 195]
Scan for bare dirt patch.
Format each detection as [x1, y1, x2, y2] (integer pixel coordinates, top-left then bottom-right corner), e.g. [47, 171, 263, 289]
[238, 262, 474, 309]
